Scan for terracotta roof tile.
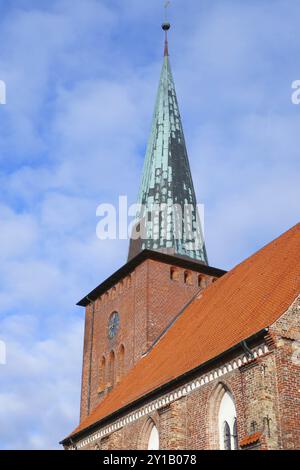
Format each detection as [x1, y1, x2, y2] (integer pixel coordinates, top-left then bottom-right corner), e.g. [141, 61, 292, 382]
[67, 223, 300, 441]
[240, 432, 262, 447]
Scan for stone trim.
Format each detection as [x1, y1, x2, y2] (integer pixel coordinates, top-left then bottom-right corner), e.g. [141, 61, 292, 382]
[71, 343, 269, 449]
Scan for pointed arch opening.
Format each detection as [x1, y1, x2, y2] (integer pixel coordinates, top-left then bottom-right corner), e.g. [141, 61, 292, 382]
[184, 271, 193, 285]
[218, 390, 238, 450]
[148, 425, 159, 450]
[223, 421, 231, 450]
[108, 350, 115, 388]
[117, 344, 125, 383]
[98, 355, 106, 393]
[170, 267, 179, 281]
[208, 383, 239, 450]
[138, 418, 160, 450]
[233, 417, 238, 450]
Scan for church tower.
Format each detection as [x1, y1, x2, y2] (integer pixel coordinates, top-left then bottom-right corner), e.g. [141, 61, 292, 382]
[78, 23, 225, 423]
[62, 15, 300, 453]
[128, 23, 208, 264]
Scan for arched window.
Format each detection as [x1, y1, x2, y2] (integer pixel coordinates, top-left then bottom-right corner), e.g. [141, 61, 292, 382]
[198, 275, 207, 288]
[108, 351, 115, 387]
[223, 421, 231, 450]
[184, 271, 192, 285]
[148, 425, 159, 450]
[98, 356, 106, 392]
[218, 391, 238, 450]
[117, 345, 125, 382]
[233, 418, 238, 450]
[138, 418, 160, 450]
[170, 267, 179, 281]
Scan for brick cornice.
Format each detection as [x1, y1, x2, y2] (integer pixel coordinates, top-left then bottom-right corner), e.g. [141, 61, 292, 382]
[77, 250, 226, 307]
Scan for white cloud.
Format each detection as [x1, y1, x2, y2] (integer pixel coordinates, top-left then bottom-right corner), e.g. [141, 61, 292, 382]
[0, 0, 299, 450]
[0, 205, 38, 260]
[0, 314, 83, 449]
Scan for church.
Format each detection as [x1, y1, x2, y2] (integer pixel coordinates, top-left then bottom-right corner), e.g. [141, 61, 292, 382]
[61, 23, 300, 451]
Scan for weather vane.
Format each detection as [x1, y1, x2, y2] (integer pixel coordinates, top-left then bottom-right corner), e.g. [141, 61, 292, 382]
[164, 1, 171, 22]
[162, 1, 171, 56]
[162, 0, 171, 29]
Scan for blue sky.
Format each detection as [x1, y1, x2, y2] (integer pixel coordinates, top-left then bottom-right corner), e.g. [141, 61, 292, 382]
[0, 0, 299, 449]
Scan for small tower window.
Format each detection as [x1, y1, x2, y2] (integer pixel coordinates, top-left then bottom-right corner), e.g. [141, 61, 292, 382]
[184, 271, 193, 285]
[170, 267, 179, 281]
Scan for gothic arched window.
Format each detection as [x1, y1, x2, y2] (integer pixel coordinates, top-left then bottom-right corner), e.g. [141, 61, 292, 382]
[218, 391, 238, 450]
[98, 356, 106, 392]
[233, 418, 238, 450]
[108, 351, 115, 387]
[148, 425, 159, 450]
[223, 421, 231, 450]
[117, 345, 125, 382]
[184, 271, 192, 285]
[139, 418, 160, 450]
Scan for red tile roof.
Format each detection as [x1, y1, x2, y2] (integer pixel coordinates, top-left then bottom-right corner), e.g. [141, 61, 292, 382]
[67, 223, 300, 441]
[240, 432, 262, 448]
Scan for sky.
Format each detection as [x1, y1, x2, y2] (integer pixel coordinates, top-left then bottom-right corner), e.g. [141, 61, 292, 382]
[0, 0, 299, 450]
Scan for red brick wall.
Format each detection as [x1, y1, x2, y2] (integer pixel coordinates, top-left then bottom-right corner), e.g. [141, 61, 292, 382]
[80, 258, 216, 421]
[75, 334, 299, 450]
[75, 298, 299, 450]
[77, 251, 300, 451]
[270, 296, 300, 450]
[186, 370, 246, 449]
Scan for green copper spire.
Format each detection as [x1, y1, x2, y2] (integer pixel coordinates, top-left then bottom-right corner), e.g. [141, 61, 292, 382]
[128, 23, 208, 264]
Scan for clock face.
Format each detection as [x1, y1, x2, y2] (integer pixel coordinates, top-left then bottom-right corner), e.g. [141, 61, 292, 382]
[108, 312, 120, 339]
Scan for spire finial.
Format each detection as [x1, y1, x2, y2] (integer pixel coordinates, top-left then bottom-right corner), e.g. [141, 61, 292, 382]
[162, 1, 171, 57]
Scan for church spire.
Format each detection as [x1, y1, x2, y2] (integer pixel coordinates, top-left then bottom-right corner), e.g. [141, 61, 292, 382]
[128, 21, 208, 264]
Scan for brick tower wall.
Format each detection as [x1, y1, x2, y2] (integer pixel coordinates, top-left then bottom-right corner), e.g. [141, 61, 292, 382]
[80, 258, 217, 421]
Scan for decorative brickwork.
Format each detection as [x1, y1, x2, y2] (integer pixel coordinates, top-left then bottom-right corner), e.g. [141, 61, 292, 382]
[80, 257, 218, 421]
[64, 312, 299, 451]
[68, 343, 275, 450]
